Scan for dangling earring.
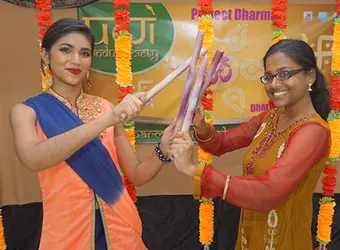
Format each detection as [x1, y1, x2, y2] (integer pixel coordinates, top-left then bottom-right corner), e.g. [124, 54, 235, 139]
[308, 83, 312, 92]
[42, 63, 52, 90]
[87, 71, 92, 91]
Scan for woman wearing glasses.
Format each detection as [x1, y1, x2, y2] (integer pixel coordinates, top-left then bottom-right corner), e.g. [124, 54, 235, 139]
[168, 39, 330, 249]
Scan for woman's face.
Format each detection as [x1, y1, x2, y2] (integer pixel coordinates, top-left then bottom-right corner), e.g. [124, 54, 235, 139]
[263, 52, 315, 108]
[43, 31, 92, 87]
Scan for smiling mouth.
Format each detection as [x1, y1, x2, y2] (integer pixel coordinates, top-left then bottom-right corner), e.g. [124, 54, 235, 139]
[273, 90, 288, 97]
[66, 68, 82, 75]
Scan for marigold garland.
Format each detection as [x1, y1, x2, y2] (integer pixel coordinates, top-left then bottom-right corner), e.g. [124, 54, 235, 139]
[197, 0, 215, 249]
[35, 0, 52, 91]
[113, 0, 137, 202]
[315, 3, 340, 247]
[0, 209, 6, 250]
[271, 0, 288, 45]
[199, 198, 214, 246]
[268, 0, 288, 110]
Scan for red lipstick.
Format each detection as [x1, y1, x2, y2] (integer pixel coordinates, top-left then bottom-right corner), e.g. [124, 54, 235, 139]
[66, 68, 82, 75]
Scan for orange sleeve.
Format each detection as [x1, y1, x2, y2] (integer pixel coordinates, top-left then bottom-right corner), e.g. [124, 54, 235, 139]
[200, 122, 330, 212]
[194, 111, 268, 156]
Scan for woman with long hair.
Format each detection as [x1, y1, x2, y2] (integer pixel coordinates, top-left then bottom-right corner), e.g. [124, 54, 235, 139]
[10, 18, 173, 249]
[169, 39, 331, 249]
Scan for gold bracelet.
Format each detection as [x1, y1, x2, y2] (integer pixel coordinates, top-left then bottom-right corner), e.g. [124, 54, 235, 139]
[194, 124, 214, 143]
[222, 175, 231, 200]
[193, 164, 205, 200]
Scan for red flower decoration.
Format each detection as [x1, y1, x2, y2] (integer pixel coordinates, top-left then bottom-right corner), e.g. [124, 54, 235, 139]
[329, 85, 340, 110]
[38, 29, 47, 41]
[330, 77, 340, 87]
[115, 9, 131, 24]
[272, 11, 287, 20]
[272, 19, 287, 29]
[324, 165, 338, 177]
[314, 247, 327, 250]
[37, 12, 52, 20]
[38, 20, 53, 27]
[118, 86, 133, 102]
[114, 0, 130, 8]
[114, 9, 131, 32]
[198, 0, 213, 16]
[115, 24, 130, 33]
[272, 4, 287, 11]
[35, 0, 52, 41]
[201, 96, 213, 110]
[271, 0, 287, 28]
[322, 176, 337, 196]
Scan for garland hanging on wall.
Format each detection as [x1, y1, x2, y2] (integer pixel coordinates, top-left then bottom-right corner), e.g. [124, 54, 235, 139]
[315, 2, 340, 247]
[0, 209, 6, 250]
[113, 0, 137, 202]
[268, 0, 288, 109]
[271, 0, 288, 45]
[35, 0, 53, 91]
[197, 0, 215, 248]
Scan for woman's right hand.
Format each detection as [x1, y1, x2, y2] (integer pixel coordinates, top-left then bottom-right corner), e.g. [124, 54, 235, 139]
[192, 105, 209, 134]
[111, 93, 148, 124]
[169, 131, 196, 177]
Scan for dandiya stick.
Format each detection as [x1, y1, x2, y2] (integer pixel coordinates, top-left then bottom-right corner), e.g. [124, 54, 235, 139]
[145, 46, 208, 101]
[181, 55, 209, 132]
[173, 30, 205, 133]
[198, 47, 225, 101]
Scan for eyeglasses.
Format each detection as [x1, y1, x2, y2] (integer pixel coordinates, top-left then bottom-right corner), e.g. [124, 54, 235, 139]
[260, 68, 305, 84]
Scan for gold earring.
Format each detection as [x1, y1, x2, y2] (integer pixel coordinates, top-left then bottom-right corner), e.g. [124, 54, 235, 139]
[87, 71, 92, 91]
[43, 64, 52, 90]
[308, 83, 312, 92]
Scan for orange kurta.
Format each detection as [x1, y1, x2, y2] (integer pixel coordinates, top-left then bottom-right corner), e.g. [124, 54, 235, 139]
[33, 90, 147, 250]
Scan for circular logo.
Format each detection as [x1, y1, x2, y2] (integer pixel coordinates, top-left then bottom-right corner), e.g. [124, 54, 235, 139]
[78, 2, 175, 75]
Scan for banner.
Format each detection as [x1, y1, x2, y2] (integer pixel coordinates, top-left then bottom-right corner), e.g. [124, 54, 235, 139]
[78, 2, 334, 140]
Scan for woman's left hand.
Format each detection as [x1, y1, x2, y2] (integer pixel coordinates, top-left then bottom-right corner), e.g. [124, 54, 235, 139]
[169, 131, 196, 177]
[159, 122, 176, 158]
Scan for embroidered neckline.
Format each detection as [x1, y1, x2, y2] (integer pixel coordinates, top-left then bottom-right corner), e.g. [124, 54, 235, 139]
[47, 88, 85, 115]
[245, 109, 317, 175]
[271, 108, 316, 135]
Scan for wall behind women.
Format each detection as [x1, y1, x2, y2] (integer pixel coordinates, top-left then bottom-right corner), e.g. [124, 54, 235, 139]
[0, 0, 338, 206]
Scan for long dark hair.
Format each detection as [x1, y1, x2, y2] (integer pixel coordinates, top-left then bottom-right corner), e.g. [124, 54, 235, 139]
[263, 39, 330, 121]
[42, 18, 95, 53]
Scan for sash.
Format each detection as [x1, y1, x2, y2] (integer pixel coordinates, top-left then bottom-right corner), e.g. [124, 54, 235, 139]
[23, 93, 123, 206]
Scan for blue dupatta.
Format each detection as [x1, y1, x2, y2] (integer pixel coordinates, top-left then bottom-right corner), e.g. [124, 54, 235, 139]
[23, 93, 123, 206]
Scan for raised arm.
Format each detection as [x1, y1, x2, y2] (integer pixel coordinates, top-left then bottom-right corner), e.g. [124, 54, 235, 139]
[114, 123, 173, 186]
[10, 103, 118, 171]
[10, 94, 145, 172]
[193, 111, 268, 156]
[200, 122, 330, 212]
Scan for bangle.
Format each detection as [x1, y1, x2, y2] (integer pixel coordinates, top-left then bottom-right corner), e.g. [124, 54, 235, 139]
[222, 175, 231, 200]
[193, 164, 205, 200]
[154, 143, 171, 164]
[194, 123, 214, 143]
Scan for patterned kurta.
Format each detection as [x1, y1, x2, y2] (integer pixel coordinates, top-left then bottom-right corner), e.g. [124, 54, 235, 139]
[196, 108, 330, 249]
[27, 89, 147, 250]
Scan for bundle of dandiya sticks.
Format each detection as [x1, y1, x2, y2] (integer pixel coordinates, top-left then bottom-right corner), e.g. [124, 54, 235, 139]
[113, 1, 213, 202]
[314, 3, 340, 248]
[173, 30, 224, 249]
